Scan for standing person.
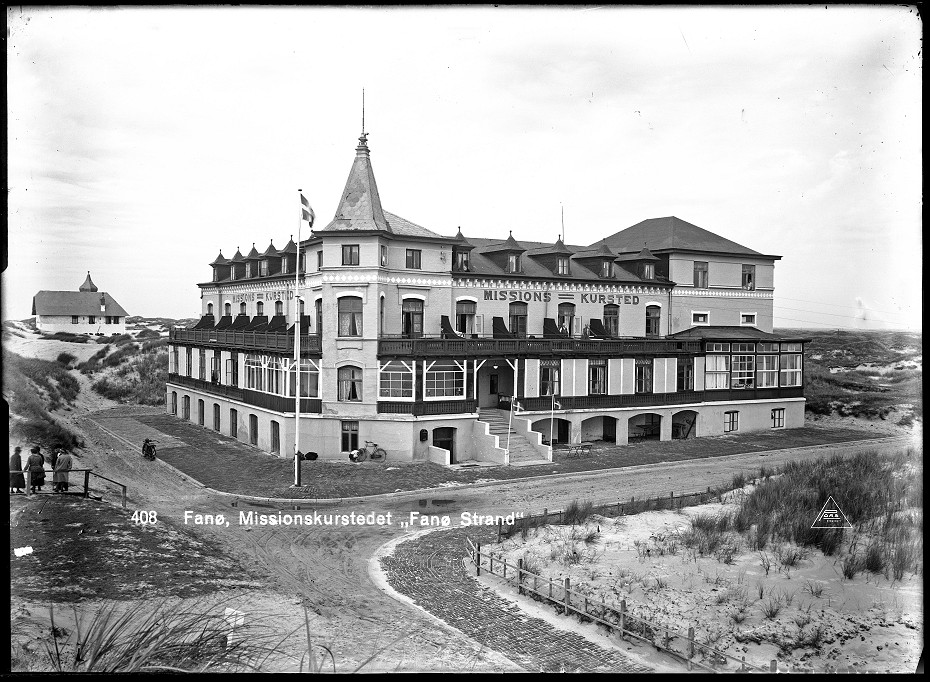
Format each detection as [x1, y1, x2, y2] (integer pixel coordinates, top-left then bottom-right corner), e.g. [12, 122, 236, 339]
[49, 447, 59, 473]
[53, 450, 73, 493]
[24, 447, 46, 493]
[10, 447, 26, 494]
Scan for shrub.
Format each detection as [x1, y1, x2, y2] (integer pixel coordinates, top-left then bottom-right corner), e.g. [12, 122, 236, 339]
[841, 555, 862, 580]
[562, 500, 595, 526]
[863, 542, 885, 574]
[136, 327, 161, 339]
[92, 378, 135, 401]
[803, 581, 824, 598]
[760, 598, 782, 620]
[56, 352, 77, 367]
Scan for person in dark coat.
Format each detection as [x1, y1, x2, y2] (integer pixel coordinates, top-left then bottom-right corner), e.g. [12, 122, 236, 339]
[49, 448, 59, 472]
[24, 446, 46, 493]
[10, 447, 26, 494]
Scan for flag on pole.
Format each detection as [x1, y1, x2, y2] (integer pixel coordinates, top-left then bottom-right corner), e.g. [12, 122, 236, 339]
[551, 394, 562, 410]
[300, 193, 315, 227]
[513, 400, 523, 413]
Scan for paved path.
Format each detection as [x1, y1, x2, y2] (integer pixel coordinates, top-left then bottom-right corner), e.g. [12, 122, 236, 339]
[380, 525, 653, 673]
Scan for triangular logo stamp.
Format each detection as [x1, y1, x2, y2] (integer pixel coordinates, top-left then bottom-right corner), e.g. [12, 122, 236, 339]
[811, 496, 853, 529]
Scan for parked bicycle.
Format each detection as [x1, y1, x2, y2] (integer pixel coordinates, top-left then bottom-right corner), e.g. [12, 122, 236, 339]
[141, 438, 157, 461]
[349, 440, 386, 463]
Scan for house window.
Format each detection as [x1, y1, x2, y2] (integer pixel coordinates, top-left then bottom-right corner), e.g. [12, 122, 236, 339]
[226, 352, 238, 386]
[275, 300, 284, 317]
[171, 347, 179, 374]
[105, 316, 111, 324]
[604, 304, 619, 336]
[315, 299, 323, 336]
[780, 354, 802, 387]
[224, 302, 231, 316]
[197, 399, 204, 426]
[742, 264, 756, 290]
[230, 408, 238, 438]
[757, 355, 779, 387]
[677, 358, 694, 392]
[556, 256, 570, 275]
[508, 302, 528, 337]
[731, 354, 755, 389]
[170, 391, 177, 415]
[588, 359, 607, 395]
[259, 260, 268, 277]
[557, 303, 575, 334]
[245, 354, 265, 392]
[741, 313, 757, 326]
[771, 408, 786, 428]
[540, 359, 560, 396]
[405, 249, 422, 269]
[271, 420, 280, 454]
[255, 301, 263, 317]
[635, 358, 653, 394]
[759, 342, 778, 353]
[313, 251, 320, 271]
[341, 421, 359, 452]
[72, 315, 79, 324]
[507, 253, 521, 273]
[453, 250, 470, 271]
[287, 359, 319, 398]
[641, 263, 654, 280]
[645, 306, 661, 337]
[401, 299, 423, 338]
[705, 355, 730, 389]
[692, 312, 709, 325]
[213, 403, 220, 431]
[380, 245, 388, 267]
[337, 366, 363, 401]
[342, 245, 360, 266]
[249, 414, 258, 445]
[112, 317, 120, 324]
[601, 261, 613, 278]
[185, 348, 192, 377]
[338, 297, 363, 337]
[210, 355, 220, 383]
[89, 315, 96, 324]
[240, 302, 247, 315]
[246, 262, 253, 278]
[281, 256, 289, 274]
[425, 363, 465, 398]
[724, 411, 739, 432]
[182, 395, 190, 420]
[230, 267, 237, 281]
[379, 362, 413, 398]
[456, 301, 476, 335]
[694, 261, 708, 288]
[780, 342, 802, 352]
[707, 342, 730, 353]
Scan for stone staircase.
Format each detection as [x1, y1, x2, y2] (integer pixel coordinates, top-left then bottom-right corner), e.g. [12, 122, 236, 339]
[477, 408, 549, 465]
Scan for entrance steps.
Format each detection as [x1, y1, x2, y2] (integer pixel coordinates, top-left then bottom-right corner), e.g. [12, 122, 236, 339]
[476, 408, 549, 465]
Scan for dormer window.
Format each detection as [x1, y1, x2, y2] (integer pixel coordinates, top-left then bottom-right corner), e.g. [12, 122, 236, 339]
[507, 253, 521, 273]
[246, 262, 253, 278]
[453, 250, 470, 272]
[556, 256, 570, 275]
[259, 260, 268, 277]
[212, 270, 218, 282]
[230, 268, 237, 281]
[641, 262, 654, 280]
[601, 261, 614, 278]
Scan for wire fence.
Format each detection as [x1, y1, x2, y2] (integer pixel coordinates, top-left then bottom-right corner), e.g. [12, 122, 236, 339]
[11, 469, 127, 508]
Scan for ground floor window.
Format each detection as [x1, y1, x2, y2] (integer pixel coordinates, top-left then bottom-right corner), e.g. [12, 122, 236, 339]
[249, 414, 258, 445]
[72, 315, 79, 324]
[379, 361, 414, 398]
[341, 421, 359, 452]
[197, 399, 204, 426]
[540, 359, 560, 396]
[635, 358, 653, 394]
[588, 359, 607, 395]
[213, 403, 220, 430]
[771, 408, 785, 428]
[724, 411, 739, 432]
[425, 363, 465, 398]
[182, 395, 190, 420]
[170, 391, 177, 415]
[271, 420, 280, 454]
[230, 408, 238, 438]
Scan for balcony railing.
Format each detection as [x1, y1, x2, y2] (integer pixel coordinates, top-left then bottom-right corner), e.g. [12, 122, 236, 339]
[170, 328, 321, 354]
[517, 386, 803, 412]
[167, 373, 322, 413]
[378, 336, 702, 358]
[377, 399, 477, 416]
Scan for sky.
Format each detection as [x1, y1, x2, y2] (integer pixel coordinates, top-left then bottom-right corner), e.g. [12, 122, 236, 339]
[5, 6, 922, 330]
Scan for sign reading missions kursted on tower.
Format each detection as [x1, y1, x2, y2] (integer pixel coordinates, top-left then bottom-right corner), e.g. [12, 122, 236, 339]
[483, 289, 641, 305]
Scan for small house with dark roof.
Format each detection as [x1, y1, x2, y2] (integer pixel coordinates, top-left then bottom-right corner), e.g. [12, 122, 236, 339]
[168, 127, 807, 466]
[33, 272, 129, 335]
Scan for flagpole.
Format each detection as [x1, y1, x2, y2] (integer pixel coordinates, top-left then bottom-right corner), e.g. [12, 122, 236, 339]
[506, 397, 513, 459]
[293, 192, 302, 486]
[549, 391, 555, 458]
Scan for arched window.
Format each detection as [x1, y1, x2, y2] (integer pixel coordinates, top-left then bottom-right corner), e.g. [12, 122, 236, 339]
[338, 297, 363, 337]
[604, 304, 619, 337]
[240, 302, 247, 315]
[337, 366, 363, 401]
[256, 301, 264, 317]
[224, 302, 231, 316]
[645, 305, 661, 337]
[509, 302, 528, 337]
[275, 300, 283, 316]
[207, 302, 214, 316]
[557, 303, 575, 334]
[402, 299, 423, 338]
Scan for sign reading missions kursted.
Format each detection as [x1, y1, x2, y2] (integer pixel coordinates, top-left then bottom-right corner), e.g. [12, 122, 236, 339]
[483, 289, 641, 305]
[229, 289, 296, 303]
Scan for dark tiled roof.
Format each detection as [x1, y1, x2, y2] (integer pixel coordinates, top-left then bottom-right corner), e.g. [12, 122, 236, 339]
[319, 134, 391, 233]
[262, 241, 279, 257]
[32, 291, 129, 317]
[595, 216, 779, 259]
[210, 251, 228, 266]
[383, 211, 444, 239]
[280, 237, 298, 254]
[667, 326, 809, 341]
[483, 233, 525, 253]
[525, 238, 573, 257]
[229, 249, 245, 263]
[79, 272, 98, 292]
[245, 244, 262, 259]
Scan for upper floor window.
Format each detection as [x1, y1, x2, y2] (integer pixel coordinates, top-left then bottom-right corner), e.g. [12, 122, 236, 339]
[226, 351, 238, 386]
[275, 300, 284, 317]
[645, 305, 661, 337]
[540, 359, 560, 396]
[224, 302, 231, 316]
[337, 366, 363, 401]
[256, 301, 264, 317]
[207, 302, 214, 316]
[213, 269, 219, 282]
[456, 301, 476, 335]
[556, 257, 570, 275]
[507, 253, 521, 273]
[185, 347, 192, 376]
[705, 355, 729, 389]
[635, 358, 653, 394]
[677, 357, 694, 392]
[316, 251, 322, 271]
[198, 350, 206, 380]
[281, 256, 289, 274]
[780, 354, 802, 387]
[453, 250, 470, 272]
[401, 299, 423, 338]
[601, 261, 614, 278]
[604, 304, 619, 336]
[692, 312, 709, 325]
[338, 297, 363, 337]
[731, 354, 755, 389]
[641, 262, 654, 280]
[380, 245, 388, 267]
[742, 264, 756, 290]
[589, 358, 607, 395]
[379, 361, 413, 398]
[240, 302, 247, 315]
[509, 302, 528, 337]
[757, 354, 779, 388]
[694, 261, 708, 288]
[405, 249, 422, 269]
[259, 260, 268, 277]
[315, 299, 322, 336]
[425, 363, 465, 398]
[557, 303, 575, 334]
[342, 245, 359, 266]
[230, 267, 237, 281]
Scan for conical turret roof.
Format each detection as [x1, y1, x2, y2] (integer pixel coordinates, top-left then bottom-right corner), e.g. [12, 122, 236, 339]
[262, 241, 279, 257]
[79, 271, 98, 292]
[229, 248, 245, 263]
[245, 243, 262, 260]
[319, 133, 391, 233]
[280, 236, 298, 254]
[210, 251, 228, 266]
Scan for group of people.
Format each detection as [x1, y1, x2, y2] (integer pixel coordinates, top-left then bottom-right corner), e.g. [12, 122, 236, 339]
[9, 445, 73, 494]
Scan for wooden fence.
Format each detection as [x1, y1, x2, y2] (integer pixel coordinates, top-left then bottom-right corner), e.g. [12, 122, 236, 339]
[466, 536, 775, 673]
[13, 469, 127, 508]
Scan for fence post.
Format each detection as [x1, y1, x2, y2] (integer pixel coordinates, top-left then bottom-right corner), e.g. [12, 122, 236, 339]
[548, 578, 553, 600]
[84, 470, 90, 497]
[620, 599, 627, 637]
[476, 542, 481, 576]
[517, 558, 523, 595]
[543, 508, 548, 523]
[630, 496, 634, 513]
[502, 559, 506, 580]
[25, 470, 31, 496]
[741, 656, 746, 672]
[533, 572, 538, 595]
[564, 578, 571, 612]
[121, 485, 127, 509]
[497, 518, 502, 543]
[688, 625, 695, 659]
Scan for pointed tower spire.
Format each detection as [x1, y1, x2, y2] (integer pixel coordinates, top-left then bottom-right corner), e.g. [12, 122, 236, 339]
[79, 271, 98, 292]
[319, 129, 391, 233]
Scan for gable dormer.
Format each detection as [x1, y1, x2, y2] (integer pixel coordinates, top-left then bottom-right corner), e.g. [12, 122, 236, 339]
[481, 232, 526, 274]
[228, 247, 245, 281]
[261, 240, 280, 277]
[525, 237, 574, 276]
[244, 243, 262, 279]
[572, 242, 618, 279]
[210, 250, 230, 282]
[279, 235, 298, 275]
[450, 227, 475, 273]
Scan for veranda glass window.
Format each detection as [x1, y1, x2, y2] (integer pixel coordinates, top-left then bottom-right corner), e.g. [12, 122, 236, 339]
[540, 360, 560, 396]
[705, 355, 730, 389]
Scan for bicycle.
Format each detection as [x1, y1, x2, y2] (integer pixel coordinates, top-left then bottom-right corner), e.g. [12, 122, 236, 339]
[142, 439, 157, 461]
[349, 440, 386, 463]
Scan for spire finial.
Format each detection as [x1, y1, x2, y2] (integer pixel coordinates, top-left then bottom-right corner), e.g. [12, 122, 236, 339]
[561, 204, 565, 243]
[362, 88, 365, 135]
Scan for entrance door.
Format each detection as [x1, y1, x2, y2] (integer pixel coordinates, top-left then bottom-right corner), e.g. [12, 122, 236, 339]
[603, 417, 616, 443]
[557, 420, 570, 444]
[433, 427, 456, 464]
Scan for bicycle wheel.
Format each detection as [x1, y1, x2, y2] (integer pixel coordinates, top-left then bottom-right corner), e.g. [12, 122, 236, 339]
[370, 448, 386, 462]
[356, 449, 369, 462]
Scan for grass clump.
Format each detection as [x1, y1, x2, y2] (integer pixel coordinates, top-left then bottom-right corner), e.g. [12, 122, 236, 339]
[562, 500, 595, 526]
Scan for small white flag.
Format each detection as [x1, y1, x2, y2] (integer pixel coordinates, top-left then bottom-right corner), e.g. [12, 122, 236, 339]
[553, 396, 562, 410]
[300, 193, 315, 227]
